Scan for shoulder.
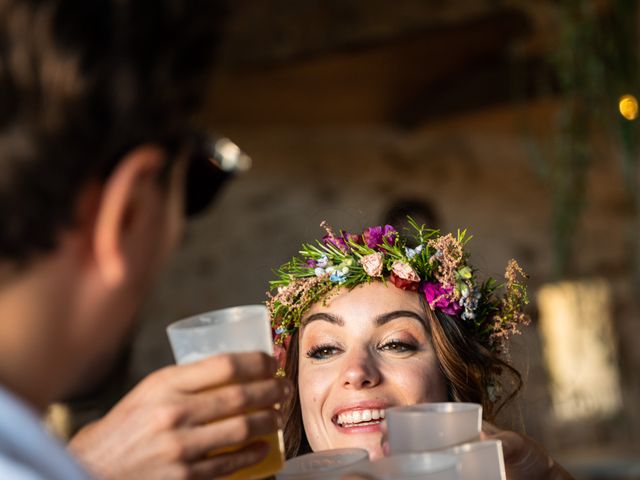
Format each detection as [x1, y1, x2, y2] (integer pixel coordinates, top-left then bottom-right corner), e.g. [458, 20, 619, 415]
[0, 455, 48, 479]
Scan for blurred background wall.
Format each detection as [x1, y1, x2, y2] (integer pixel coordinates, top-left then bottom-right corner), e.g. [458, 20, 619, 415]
[62, 1, 640, 478]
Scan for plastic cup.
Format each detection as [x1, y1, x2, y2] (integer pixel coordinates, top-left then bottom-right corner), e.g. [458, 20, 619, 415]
[166, 305, 284, 480]
[166, 305, 274, 363]
[352, 452, 459, 480]
[386, 402, 482, 454]
[442, 440, 505, 480]
[276, 448, 369, 480]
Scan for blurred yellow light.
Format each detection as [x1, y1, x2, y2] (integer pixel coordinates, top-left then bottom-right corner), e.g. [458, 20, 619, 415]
[618, 94, 638, 120]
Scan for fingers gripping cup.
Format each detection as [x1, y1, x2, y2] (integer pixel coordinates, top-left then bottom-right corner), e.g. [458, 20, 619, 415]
[166, 305, 284, 480]
[386, 402, 482, 454]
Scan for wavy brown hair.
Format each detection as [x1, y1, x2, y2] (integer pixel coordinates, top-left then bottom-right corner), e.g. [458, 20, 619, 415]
[281, 291, 522, 459]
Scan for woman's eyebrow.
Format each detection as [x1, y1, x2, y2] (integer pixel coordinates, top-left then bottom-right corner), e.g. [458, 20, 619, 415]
[375, 310, 426, 326]
[301, 312, 344, 327]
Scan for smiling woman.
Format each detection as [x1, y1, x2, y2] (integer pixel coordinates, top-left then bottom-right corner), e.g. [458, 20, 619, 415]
[267, 220, 528, 460]
[297, 282, 448, 458]
[267, 220, 575, 479]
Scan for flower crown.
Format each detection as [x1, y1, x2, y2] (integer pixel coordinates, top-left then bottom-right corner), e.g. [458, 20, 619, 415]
[267, 218, 529, 354]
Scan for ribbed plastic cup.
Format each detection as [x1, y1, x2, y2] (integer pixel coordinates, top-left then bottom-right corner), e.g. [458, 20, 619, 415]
[276, 448, 369, 480]
[166, 305, 274, 363]
[442, 440, 505, 480]
[386, 402, 482, 454]
[352, 452, 459, 480]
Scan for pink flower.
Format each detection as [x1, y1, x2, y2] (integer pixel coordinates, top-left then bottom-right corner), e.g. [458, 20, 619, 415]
[391, 261, 420, 282]
[421, 282, 462, 316]
[360, 252, 384, 276]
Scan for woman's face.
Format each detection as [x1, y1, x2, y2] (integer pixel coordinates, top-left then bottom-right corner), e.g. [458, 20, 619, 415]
[297, 281, 448, 460]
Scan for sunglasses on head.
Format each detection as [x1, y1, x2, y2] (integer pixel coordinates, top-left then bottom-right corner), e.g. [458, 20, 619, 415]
[184, 134, 251, 217]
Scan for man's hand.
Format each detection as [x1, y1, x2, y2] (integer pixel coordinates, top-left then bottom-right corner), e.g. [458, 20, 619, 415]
[69, 352, 290, 479]
[482, 422, 575, 480]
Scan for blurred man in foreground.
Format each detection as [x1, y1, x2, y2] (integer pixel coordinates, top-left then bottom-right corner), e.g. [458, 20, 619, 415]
[0, 1, 288, 478]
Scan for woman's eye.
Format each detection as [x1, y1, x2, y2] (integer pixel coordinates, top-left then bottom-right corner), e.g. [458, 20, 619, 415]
[306, 344, 341, 360]
[379, 340, 417, 353]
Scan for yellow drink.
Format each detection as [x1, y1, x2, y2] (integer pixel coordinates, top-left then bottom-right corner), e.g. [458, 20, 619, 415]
[220, 429, 285, 480]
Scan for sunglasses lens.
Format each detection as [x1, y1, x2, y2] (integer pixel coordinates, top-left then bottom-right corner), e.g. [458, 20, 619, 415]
[184, 136, 251, 217]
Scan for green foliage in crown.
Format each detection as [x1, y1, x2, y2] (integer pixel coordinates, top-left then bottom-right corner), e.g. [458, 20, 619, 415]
[267, 218, 529, 353]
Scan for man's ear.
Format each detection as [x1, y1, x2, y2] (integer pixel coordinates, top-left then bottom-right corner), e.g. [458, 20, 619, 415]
[92, 145, 168, 287]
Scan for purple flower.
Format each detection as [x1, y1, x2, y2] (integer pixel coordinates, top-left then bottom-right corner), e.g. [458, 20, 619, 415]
[306, 258, 317, 268]
[383, 225, 398, 244]
[363, 225, 398, 250]
[323, 230, 361, 252]
[343, 231, 362, 245]
[322, 234, 347, 252]
[421, 282, 462, 316]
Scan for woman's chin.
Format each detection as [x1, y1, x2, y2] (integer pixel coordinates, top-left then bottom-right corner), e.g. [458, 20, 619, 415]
[332, 437, 384, 461]
[366, 445, 384, 461]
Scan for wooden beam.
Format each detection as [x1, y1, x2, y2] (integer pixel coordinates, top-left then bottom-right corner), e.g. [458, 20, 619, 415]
[204, 10, 530, 125]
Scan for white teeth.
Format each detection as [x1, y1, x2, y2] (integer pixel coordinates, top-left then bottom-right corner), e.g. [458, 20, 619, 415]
[336, 409, 385, 426]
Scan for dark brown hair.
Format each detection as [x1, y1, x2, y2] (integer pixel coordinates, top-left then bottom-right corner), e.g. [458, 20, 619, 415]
[0, 0, 225, 264]
[281, 291, 522, 459]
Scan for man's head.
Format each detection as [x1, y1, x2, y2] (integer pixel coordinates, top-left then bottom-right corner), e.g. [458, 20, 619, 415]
[0, 0, 224, 405]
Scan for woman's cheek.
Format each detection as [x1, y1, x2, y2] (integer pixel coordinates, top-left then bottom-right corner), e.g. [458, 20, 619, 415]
[383, 357, 447, 403]
[299, 362, 336, 451]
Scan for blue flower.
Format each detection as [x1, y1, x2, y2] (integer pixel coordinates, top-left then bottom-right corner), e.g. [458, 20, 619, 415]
[275, 326, 284, 334]
[405, 245, 423, 260]
[330, 271, 347, 284]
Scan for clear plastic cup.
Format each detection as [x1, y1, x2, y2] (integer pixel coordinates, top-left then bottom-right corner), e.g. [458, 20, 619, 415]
[386, 402, 482, 454]
[166, 305, 284, 480]
[276, 448, 369, 480]
[442, 440, 505, 480]
[352, 452, 459, 480]
[166, 305, 274, 362]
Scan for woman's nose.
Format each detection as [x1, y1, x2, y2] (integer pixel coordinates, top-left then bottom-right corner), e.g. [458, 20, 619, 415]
[342, 351, 381, 389]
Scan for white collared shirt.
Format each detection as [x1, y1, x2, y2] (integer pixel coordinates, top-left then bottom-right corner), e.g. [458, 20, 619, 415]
[0, 385, 93, 479]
